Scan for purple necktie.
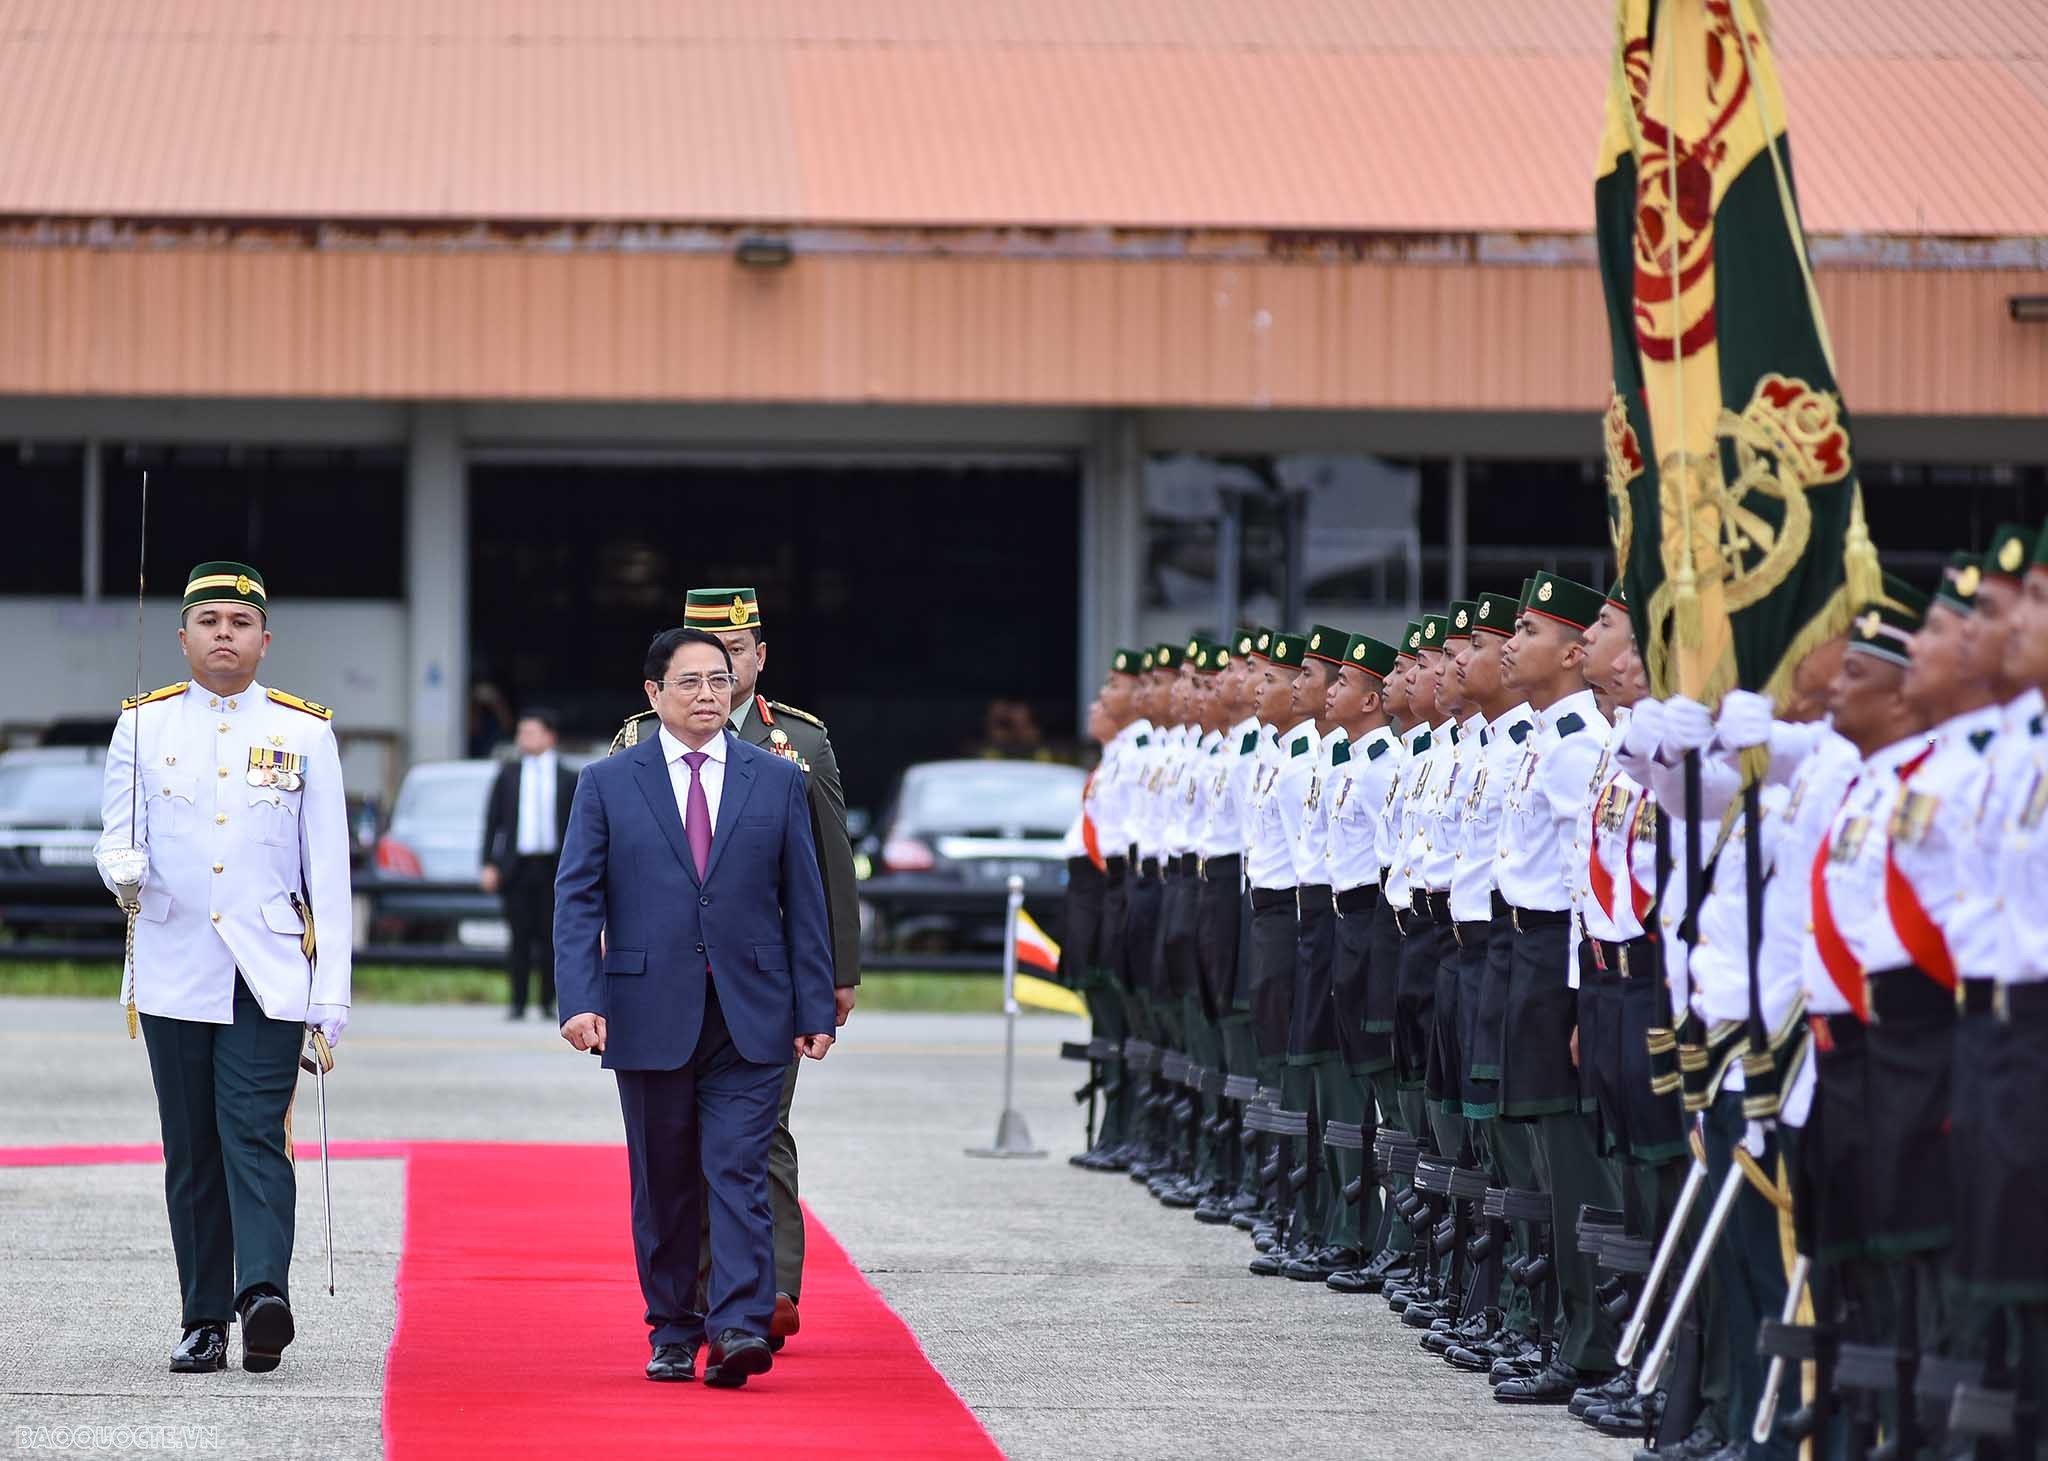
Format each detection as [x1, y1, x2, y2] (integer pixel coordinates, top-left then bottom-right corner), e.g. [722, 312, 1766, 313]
[681, 751, 712, 877]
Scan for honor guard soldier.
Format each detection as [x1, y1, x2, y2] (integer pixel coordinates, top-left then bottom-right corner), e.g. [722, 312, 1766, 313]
[1239, 632, 1300, 1245]
[1059, 694, 1115, 1163]
[95, 562, 352, 1375]
[1385, 619, 1450, 1152]
[1143, 642, 1206, 1200]
[1318, 633, 1403, 1289]
[1436, 591, 1545, 1371]
[1074, 649, 1151, 1170]
[1961, 521, 2048, 1419]
[1277, 626, 1356, 1279]
[1490, 572, 1623, 1403]
[1804, 581, 1937, 1425]
[608, 587, 858, 1348]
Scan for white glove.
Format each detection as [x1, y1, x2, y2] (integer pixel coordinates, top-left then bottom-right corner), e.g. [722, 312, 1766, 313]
[306, 1003, 349, 1048]
[1661, 696, 1716, 756]
[1742, 1119, 1769, 1159]
[1714, 689, 1776, 752]
[1617, 697, 1667, 780]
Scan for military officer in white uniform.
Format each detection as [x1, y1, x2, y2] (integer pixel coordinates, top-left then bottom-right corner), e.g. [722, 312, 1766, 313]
[95, 561, 352, 1375]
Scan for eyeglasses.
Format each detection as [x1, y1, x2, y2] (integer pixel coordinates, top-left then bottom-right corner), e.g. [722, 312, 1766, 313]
[653, 672, 741, 695]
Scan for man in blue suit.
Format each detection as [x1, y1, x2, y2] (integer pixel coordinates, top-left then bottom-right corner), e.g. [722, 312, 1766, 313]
[555, 626, 838, 1388]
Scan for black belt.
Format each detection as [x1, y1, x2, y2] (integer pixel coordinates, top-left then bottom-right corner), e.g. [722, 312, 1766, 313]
[1250, 887, 1295, 912]
[1200, 853, 1242, 881]
[1140, 857, 1162, 879]
[1103, 855, 1128, 880]
[1958, 976, 2048, 1022]
[1426, 890, 1451, 925]
[1867, 966, 1956, 1024]
[1453, 920, 1489, 948]
[1335, 885, 1379, 916]
[1175, 852, 1200, 876]
[1298, 882, 1334, 916]
[1593, 937, 1653, 978]
[1503, 903, 1569, 932]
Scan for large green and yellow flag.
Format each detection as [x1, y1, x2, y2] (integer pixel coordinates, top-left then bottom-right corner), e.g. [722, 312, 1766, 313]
[1596, 0, 1880, 703]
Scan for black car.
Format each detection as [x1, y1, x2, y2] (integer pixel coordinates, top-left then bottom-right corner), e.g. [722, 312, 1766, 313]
[857, 759, 1085, 956]
[0, 746, 120, 938]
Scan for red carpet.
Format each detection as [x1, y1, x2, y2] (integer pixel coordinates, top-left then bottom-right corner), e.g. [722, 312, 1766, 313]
[3, 1141, 1002, 1460]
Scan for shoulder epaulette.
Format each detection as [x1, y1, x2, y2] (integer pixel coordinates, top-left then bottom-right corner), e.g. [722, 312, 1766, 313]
[1238, 731, 1258, 755]
[1330, 740, 1352, 766]
[609, 710, 657, 755]
[121, 681, 188, 710]
[266, 688, 333, 720]
[1367, 737, 1392, 761]
[1290, 736, 1310, 758]
[1968, 728, 1996, 754]
[767, 698, 828, 731]
[1509, 719, 1534, 744]
[1555, 712, 1585, 738]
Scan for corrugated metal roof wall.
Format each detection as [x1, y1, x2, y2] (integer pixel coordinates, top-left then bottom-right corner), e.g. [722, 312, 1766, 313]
[1, 0, 2044, 235]
[3, 246, 2041, 412]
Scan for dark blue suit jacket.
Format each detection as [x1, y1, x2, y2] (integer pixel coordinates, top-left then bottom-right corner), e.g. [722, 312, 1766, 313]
[553, 729, 838, 1069]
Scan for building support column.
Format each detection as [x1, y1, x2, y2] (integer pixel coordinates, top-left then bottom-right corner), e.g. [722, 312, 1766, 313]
[405, 406, 466, 765]
[1078, 411, 1144, 725]
[81, 440, 102, 602]
[1447, 454, 1469, 604]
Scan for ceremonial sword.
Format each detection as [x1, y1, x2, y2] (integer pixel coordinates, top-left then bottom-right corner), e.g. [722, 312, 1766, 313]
[301, 1030, 336, 1295]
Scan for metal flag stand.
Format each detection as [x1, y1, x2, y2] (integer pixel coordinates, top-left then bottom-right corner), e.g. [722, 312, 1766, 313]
[967, 875, 1046, 1159]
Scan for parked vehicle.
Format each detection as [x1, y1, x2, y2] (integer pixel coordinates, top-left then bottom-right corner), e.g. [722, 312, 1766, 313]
[363, 759, 507, 951]
[857, 759, 1084, 956]
[0, 746, 118, 937]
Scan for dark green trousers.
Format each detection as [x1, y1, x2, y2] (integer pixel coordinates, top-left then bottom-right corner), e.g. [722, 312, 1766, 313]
[1280, 1063, 1322, 1235]
[1315, 1064, 1366, 1248]
[1474, 1115, 1538, 1340]
[140, 977, 304, 1328]
[1222, 1014, 1261, 1198]
[1369, 1069, 1416, 1252]
[1089, 965, 1133, 1145]
[1183, 993, 1225, 1183]
[1531, 1109, 1623, 1371]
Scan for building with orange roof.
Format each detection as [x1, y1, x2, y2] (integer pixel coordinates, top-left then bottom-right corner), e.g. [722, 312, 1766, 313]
[0, 1, 2042, 803]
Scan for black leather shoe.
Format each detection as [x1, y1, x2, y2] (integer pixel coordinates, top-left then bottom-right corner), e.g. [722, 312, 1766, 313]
[1634, 1419, 1724, 1461]
[1283, 1246, 1362, 1282]
[1487, 1342, 1546, 1384]
[236, 1290, 294, 1374]
[703, 1329, 773, 1389]
[1495, 1360, 1610, 1405]
[645, 1341, 699, 1381]
[1595, 1388, 1664, 1436]
[1192, 1197, 1236, 1225]
[169, 1323, 227, 1373]
[1564, 1368, 1630, 1409]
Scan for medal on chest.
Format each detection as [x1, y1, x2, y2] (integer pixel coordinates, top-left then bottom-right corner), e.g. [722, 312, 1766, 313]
[2021, 767, 2048, 831]
[1888, 789, 1939, 846]
[246, 747, 304, 791]
[1830, 815, 1870, 865]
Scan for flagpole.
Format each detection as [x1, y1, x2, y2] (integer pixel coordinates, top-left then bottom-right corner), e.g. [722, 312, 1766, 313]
[966, 875, 1046, 1159]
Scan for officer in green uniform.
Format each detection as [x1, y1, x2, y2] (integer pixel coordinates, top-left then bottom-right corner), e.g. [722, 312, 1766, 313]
[608, 587, 859, 1349]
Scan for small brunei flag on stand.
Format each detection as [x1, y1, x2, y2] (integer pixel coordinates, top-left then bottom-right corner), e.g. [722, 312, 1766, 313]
[1011, 909, 1086, 1017]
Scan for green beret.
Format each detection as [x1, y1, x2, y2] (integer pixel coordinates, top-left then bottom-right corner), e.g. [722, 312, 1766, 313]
[1446, 601, 1478, 639]
[1933, 550, 1981, 616]
[1517, 577, 1537, 613]
[2035, 523, 2048, 574]
[1269, 631, 1309, 666]
[1983, 523, 2033, 582]
[1847, 574, 1929, 667]
[1418, 614, 1449, 651]
[1110, 647, 1144, 676]
[1305, 624, 1350, 666]
[1152, 642, 1181, 672]
[1233, 627, 1257, 657]
[1250, 627, 1276, 662]
[1473, 592, 1520, 636]
[183, 561, 267, 618]
[1524, 572, 1605, 631]
[1397, 621, 1423, 660]
[1606, 580, 1629, 609]
[1342, 633, 1398, 680]
[1194, 638, 1228, 674]
[685, 586, 761, 633]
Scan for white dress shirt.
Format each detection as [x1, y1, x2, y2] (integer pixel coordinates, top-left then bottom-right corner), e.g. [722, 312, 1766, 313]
[658, 724, 728, 833]
[515, 748, 560, 855]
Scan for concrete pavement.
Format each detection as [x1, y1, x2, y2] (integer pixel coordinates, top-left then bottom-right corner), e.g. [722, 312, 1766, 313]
[0, 998, 1635, 1459]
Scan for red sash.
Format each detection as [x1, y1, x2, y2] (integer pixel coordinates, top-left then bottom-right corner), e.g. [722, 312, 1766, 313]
[1883, 747, 1956, 989]
[1810, 831, 1868, 1022]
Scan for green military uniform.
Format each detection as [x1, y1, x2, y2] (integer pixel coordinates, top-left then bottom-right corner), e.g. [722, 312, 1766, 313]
[608, 588, 860, 1309]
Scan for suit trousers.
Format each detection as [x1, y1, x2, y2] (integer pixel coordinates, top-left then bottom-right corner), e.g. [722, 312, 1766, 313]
[500, 853, 558, 1014]
[700, 1058, 809, 1303]
[617, 979, 787, 1348]
[140, 975, 303, 1327]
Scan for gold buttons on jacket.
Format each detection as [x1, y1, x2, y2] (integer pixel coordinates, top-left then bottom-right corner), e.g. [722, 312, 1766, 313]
[212, 863, 224, 874]
[215, 813, 228, 825]
[218, 768, 229, 778]
[210, 912, 221, 923]
[218, 722, 229, 733]
[226, 699, 238, 710]
[208, 698, 219, 709]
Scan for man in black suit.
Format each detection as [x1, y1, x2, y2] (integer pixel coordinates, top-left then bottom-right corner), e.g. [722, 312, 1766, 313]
[481, 708, 577, 1019]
